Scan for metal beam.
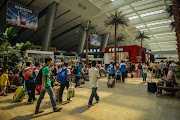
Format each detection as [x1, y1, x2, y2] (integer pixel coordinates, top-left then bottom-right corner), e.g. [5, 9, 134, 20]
[51, 24, 81, 43]
[53, 15, 81, 31]
[55, 33, 78, 47]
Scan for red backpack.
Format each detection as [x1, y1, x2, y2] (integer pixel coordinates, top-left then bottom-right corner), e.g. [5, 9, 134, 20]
[24, 67, 35, 80]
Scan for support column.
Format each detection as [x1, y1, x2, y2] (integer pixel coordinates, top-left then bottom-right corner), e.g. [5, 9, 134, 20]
[42, 2, 58, 51]
[100, 33, 110, 52]
[77, 31, 86, 55]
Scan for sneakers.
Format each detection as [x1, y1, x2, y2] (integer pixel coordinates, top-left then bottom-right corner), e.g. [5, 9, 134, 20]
[35, 110, 44, 114]
[4, 94, 9, 96]
[88, 105, 93, 107]
[54, 107, 62, 112]
[33, 98, 37, 102]
[27, 100, 33, 104]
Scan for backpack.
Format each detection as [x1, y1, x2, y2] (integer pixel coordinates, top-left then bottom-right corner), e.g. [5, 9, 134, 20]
[73, 66, 79, 74]
[24, 67, 35, 80]
[19, 69, 23, 77]
[57, 68, 68, 84]
[52, 68, 57, 76]
[35, 66, 46, 85]
[138, 64, 142, 69]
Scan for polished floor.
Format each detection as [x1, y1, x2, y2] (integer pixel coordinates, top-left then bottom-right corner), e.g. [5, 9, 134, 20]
[0, 77, 180, 120]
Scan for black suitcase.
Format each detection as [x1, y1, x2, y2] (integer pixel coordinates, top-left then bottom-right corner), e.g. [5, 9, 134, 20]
[147, 82, 157, 93]
[116, 75, 121, 81]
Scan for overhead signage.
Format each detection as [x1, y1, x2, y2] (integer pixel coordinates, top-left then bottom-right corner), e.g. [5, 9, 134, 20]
[6, 1, 38, 30]
[90, 34, 101, 46]
[109, 48, 123, 52]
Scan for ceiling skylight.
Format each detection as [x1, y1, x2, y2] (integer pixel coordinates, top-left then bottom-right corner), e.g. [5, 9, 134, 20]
[128, 16, 139, 20]
[128, 9, 165, 20]
[139, 29, 148, 31]
[149, 25, 169, 30]
[154, 36, 175, 39]
[153, 32, 175, 36]
[146, 20, 172, 26]
[136, 25, 145, 28]
[140, 10, 165, 17]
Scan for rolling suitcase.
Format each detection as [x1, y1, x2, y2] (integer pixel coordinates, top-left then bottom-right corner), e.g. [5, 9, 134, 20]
[147, 82, 157, 93]
[107, 77, 115, 87]
[147, 71, 157, 93]
[13, 86, 27, 102]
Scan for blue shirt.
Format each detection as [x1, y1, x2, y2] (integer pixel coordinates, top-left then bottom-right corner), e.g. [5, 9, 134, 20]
[74, 65, 82, 77]
[120, 63, 126, 73]
[116, 69, 120, 75]
[108, 64, 115, 74]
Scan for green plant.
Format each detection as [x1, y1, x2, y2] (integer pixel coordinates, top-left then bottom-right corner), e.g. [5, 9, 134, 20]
[0, 27, 32, 69]
[104, 11, 128, 64]
[77, 21, 96, 35]
[0, 26, 18, 42]
[135, 31, 150, 47]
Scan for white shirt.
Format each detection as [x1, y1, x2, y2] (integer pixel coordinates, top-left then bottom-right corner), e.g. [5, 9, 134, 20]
[142, 65, 148, 73]
[89, 67, 100, 88]
[135, 64, 139, 70]
[34, 68, 39, 77]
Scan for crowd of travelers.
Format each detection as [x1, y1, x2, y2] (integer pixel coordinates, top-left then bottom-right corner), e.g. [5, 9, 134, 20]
[0, 57, 101, 113]
[0, 57, 179, 113]
[106, 60, 178, 83]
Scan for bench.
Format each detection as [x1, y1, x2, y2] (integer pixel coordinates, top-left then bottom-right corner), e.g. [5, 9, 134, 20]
[156, 86, 180, 96]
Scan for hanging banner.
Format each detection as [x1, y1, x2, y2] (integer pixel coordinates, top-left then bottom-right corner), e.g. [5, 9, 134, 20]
[6, 1, 38, 30]
[90, 34, 101, 46]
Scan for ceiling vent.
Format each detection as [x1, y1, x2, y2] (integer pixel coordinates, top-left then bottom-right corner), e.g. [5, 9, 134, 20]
[77, 3, 86, 10]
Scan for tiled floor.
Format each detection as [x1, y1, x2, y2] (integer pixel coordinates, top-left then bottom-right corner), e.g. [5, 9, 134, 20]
[0, 77, 180, 120]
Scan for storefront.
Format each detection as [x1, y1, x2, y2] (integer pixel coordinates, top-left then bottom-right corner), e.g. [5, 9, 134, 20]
[104, 45, 150, 63]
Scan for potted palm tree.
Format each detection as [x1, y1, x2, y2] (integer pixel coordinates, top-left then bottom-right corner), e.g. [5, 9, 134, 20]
[77, 21, 96, 65]
[104, 11, 128, 64]
[117, 34, 126, 46]
[135, 31, 149, 48]
[166, 0, 180, 62]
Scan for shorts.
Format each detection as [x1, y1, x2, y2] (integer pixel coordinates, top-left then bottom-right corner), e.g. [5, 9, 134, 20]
[1, 86, 6, 91]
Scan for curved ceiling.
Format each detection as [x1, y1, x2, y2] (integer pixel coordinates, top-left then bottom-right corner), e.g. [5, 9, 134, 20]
[0, 0, 176, 52]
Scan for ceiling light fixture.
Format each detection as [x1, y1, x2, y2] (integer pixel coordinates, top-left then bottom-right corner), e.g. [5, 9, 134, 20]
[111, 0, 115, 1]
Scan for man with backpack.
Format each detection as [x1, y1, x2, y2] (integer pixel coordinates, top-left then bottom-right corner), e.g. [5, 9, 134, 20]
[58, 62, 72, 103]
[24, 61, 37, 103]
[73, 62, 82, 87]
[35, 57, 62, 114]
